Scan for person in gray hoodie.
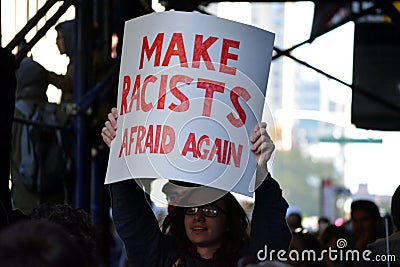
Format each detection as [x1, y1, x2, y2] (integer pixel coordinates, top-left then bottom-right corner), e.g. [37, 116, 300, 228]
[10, 51, 66, 215]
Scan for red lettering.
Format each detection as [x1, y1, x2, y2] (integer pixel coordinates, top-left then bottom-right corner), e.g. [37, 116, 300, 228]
[120, 76, 131, 115]
[154, 125, 162, 152]
[192, 35, 218, 71]
[139, 33, 164, 69]
[119, 124, 175, 156]
[169, 75, 192, 112]
[226, 143, 231, 165]
[162, 33, 188, 68]
[129, 126, 138, 155]
[119, 128, 129, 157]
[219, 39, 240, 75]
[227, 143, 243, 167]
[135, 126, 146, 154]
[197, 78, 225, 117]
[144, 125, 154, 153]
[181, 133, 243, 168]
[141, 75, 157, 112]
[181, 132, 198, 158]
[227, 86, 251, 128]
[222, 139, 229, 164]
[157, 75, 168, 110]
[197, 135, 210, 159]
[160, 125, 175, 154]
[128, 75, 141, 112]
[208, 138, 223, 163]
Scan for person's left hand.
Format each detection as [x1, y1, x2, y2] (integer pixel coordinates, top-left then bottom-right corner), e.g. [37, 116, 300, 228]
[101, 107, 118, 148]
[250, 122, 275, 180]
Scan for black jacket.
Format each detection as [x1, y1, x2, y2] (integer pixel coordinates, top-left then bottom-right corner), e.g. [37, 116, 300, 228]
[110, 175, 291, 267]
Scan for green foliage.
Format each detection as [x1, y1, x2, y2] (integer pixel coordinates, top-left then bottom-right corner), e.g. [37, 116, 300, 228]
[271, 148, 335, 216]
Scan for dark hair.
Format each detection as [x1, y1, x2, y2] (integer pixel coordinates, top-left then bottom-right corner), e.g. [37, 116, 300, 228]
[162, 192, 250, 265]
[351, 199, 381, 220]
[0, 220, 87, 267]
[30, 203, 96, 265]
[286, 212, 302, 231]
[318, 217, 330, 224]
[0, 203, 29, 232]
[319, 225, 350, 248]
[391, 186, 400, 230]
[289, 232, 321, 267]
[291, 231, 321, 250]
[318, 225, 351, 266]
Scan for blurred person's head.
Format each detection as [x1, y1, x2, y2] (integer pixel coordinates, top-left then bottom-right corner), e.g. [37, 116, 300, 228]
[319, 225, 350, 248]
[288, 230, 321, 267]
[317, 217, 330, 234]
[30, 203, 96, 265]
[350, 199, 381, 238]
[15, 57, 48, 101]
[0, 200, 29, 232]
[286, 212, 303, 233]
[319, 225, 350, 266]
[55, 20, 75, 58]
[391, 185, 400, 231]
[0, 220, 87, 267]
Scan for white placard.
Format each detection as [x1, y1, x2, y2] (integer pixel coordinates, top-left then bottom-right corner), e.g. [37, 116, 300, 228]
[105, 11, 275, 196]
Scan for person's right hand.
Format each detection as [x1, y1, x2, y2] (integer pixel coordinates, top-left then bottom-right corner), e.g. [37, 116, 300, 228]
[101, 107, 118, 148]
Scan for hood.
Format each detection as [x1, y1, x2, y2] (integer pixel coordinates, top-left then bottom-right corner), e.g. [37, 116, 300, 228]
[56, 20, 75, 59]
[16, 57, 48, 100]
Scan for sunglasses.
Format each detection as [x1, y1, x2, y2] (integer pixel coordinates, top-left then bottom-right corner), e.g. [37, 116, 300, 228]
[185, 205, 227, 217]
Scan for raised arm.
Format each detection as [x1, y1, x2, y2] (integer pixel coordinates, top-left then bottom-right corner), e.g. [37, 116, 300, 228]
[47, 63, 74, 103]
[103, 108, 179, 266]
[110, 180, 179, 266]
[248, 123, 291, 258]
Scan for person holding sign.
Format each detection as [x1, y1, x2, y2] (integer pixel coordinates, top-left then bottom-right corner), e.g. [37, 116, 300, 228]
[102, 107, 291, 267]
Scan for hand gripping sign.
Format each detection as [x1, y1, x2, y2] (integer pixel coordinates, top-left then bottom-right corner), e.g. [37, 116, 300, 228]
[105, 11, 275, 198]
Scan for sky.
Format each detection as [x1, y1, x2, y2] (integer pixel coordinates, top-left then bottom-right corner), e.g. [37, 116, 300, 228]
[285, 3, 400, 197]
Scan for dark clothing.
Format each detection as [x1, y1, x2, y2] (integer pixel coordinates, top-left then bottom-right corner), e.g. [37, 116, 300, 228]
[48, 20, 75, 103]
[16, 58, 48, 101]
[110, 176, 291, 267]
[365, 232, 400, 267]
[0, 50, 32, 230]
[47, 19, 109, 104]
[48, 63, 74, 103]
[11, 57, 65, 215]
[0, 48, 17, 216]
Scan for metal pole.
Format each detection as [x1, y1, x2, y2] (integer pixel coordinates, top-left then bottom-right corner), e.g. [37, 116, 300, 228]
[73, 0, 93, 211]
[15, 0, 75, 64]
[5, 0, 59, 52]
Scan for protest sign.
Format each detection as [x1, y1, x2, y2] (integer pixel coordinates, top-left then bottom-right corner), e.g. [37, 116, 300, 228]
[105, 11, 275, 197]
